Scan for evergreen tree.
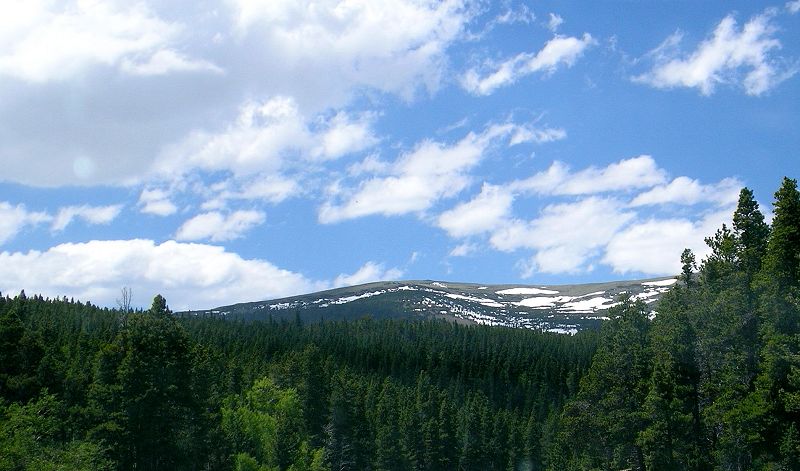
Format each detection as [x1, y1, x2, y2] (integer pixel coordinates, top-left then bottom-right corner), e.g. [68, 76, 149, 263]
[556, 298, 651, 470]
[749, 177, 800, 467]
[680, 248, 697, 288]
[761, 177, 800, 293]
[732, 187, 770, 282]
[0, 391, 111, 471]
[637, 289, 704, 470]
[89, 295, 196, 470]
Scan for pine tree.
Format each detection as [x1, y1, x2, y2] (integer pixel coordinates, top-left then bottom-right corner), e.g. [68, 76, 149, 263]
[680, 248, 697, 288]
[762, 177, 800, 292]
[750, 177, 800, 467]
[732, 187, 770, 282]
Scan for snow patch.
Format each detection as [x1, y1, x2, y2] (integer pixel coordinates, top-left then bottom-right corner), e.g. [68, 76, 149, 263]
[496, 287, 559, 295]
[445, 293, 504, 308]
[546, 327, 578, 335]
[561, 297, 617, 312]
[330, 290, 386, 305]
[515, 296, 571, 308]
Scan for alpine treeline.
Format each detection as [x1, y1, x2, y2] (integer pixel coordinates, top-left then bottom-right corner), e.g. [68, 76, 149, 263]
[0, 177, 797, 471]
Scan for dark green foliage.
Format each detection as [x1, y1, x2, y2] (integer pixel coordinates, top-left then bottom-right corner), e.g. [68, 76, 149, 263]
[761, 177, 800, 292]
[554, 298, 651, 470]
[0, 291, 596, 470]
[0, 391, 111, 471]
[681, 248, 697, 288]
[733, 187, 770, 281]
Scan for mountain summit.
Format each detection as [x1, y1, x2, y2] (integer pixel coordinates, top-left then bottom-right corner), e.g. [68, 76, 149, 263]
[183, 277, 677, 333]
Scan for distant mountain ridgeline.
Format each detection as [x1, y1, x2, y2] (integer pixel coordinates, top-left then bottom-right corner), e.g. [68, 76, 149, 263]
[180, 277, 678, 333]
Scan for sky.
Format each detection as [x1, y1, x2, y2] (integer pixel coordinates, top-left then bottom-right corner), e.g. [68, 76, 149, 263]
[0, 0, 798, 310]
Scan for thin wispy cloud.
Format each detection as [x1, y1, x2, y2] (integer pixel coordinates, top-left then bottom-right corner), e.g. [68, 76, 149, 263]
[462, 33, 595, 95]
[634, 9, 797, 95]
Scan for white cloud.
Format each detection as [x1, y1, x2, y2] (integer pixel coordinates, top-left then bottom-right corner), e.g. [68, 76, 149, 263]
[318, 137, 481, 222]
[0, 0, 217, 82]
[0, 239, 319, 309]
[157, 96, 376, 178]
[630, 176, 742, 207]
[210, 174, 300, 208]
[449, 242, 477, 257]
[176, 210, 266, 242]
[547, 13, 563, 33]
[228, 0, 471, 104]
[315, 112, 380, 159]
[138, 188, 178, 216]
[788, 1, 800, 14]
[509, 126, 567, 145]
[512, 155, 667, 196]
[516, 245, 591, 277]
[461, 33, 595, 95]
[52, 204, 123, 232]
[634, 11, 795, 96]
[0, 202, 50, 245]
[318, 123, 552, 223]
[489, 197, 635, 273]
[437, 183, 513, 237]
[347, 154, 391, 176]
[603, 208, 732, 274]
[332, 261, 404, 288]
[429, 155, 745, 276]
[120, 49, 223, 76]
[491, 5, 535, 27]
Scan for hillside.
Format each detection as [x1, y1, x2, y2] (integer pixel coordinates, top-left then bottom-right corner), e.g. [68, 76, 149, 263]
[183, 276, 678, 332]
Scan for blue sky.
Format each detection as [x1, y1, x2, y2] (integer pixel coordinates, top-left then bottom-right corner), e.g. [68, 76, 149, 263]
[0, 0, 798, 310]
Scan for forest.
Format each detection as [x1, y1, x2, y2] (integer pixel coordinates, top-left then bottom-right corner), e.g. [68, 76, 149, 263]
[0, 176, 798, 471]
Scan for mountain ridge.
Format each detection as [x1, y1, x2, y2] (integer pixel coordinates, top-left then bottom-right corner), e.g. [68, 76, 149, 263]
[181, 276, 679, 333]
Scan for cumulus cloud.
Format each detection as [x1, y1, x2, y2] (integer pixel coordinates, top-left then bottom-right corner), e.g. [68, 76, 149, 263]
[0, 0, 468, 189]
[634, 10, 796, 95]
[461, 33, 595, 95]
[437, 183, 513, 238]
[175, 210, 266, 242]
[603, 208, 733, 274]
[228, 0, 470, 103]
[512, 155, 667, 195]
[138, 188, 178, 216]
[630, 176, 742, 207]
[789, 1, 800, 14]
[0, 239, 320, 310]
[0, 0, 217, 82]
[52, 204, 123, 232]
[490, 197, 635, 273]
[428, 152, 746, 276]
[0, 202, 50, 245]
[157, 96, 376, 178]
[319, 122, 559, 223]
[332, 261, 404, 288]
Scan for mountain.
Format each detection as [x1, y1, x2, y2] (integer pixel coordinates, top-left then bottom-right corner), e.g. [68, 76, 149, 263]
[182, 276, 678, 333]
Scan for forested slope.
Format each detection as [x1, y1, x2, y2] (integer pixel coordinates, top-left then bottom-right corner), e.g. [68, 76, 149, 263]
[0, 289, 596, 470]
[0, 177, 798, 471]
